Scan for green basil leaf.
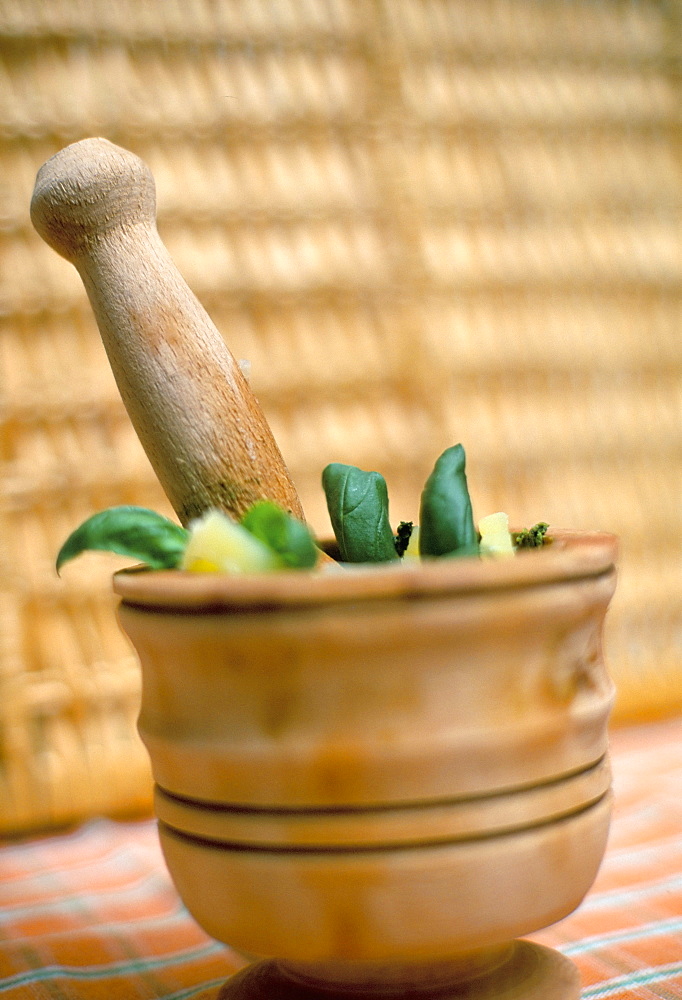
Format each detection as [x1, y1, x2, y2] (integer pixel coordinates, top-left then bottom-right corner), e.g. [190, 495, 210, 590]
[322, 463, 399, 563]
[240, 501, 318, 568]
[419, 444, 477, 558]
[56, 506, 189, 573]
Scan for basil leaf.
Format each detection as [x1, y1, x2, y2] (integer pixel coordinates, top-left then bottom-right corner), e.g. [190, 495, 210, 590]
[419, 444, 477, 558]
[240, 501, 318, 568]
[322, 463, 399, 563]
[56, 506, 189, 573]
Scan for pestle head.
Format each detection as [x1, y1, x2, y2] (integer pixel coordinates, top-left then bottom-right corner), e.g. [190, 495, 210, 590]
[30, 137, 156, 262]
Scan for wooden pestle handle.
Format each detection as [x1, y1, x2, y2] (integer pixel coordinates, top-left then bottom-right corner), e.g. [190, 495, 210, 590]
[30, 138, 305, 526]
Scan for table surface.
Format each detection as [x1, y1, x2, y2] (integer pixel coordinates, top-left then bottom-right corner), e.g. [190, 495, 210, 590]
[1, 717, 681, 999]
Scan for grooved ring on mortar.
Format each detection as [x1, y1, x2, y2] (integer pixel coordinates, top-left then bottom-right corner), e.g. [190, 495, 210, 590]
[154, 755, 610, 851]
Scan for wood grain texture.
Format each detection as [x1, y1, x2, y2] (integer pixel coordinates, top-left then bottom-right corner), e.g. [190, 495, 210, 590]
[30, 137, 304, 525]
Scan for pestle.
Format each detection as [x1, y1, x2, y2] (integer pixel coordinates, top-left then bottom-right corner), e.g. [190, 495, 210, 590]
[30, 138, 305, 527]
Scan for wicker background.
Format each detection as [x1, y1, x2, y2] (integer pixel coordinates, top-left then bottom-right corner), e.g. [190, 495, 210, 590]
[1, 0, 681, 833]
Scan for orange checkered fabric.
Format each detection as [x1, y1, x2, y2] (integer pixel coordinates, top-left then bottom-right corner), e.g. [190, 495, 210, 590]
[1, 719, 681, 999]
[535, 718, 682, 998]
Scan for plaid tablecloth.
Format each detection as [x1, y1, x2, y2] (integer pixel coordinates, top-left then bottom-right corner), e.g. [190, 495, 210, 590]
[1, 718, 681, 999]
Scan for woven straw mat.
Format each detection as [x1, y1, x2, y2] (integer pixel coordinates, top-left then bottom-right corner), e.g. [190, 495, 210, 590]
[0, 0, 681, 833]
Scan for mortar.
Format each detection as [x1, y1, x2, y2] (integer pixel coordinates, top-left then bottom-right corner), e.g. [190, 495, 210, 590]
[115, 529, 617, 999]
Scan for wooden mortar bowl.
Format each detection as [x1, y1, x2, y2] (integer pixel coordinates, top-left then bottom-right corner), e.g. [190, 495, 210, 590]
[114, 530, 617, 1000]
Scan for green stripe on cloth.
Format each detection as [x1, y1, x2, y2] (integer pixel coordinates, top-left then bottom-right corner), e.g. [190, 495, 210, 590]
[582, 962, 682, 998]
[0, 942, 224, 993]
